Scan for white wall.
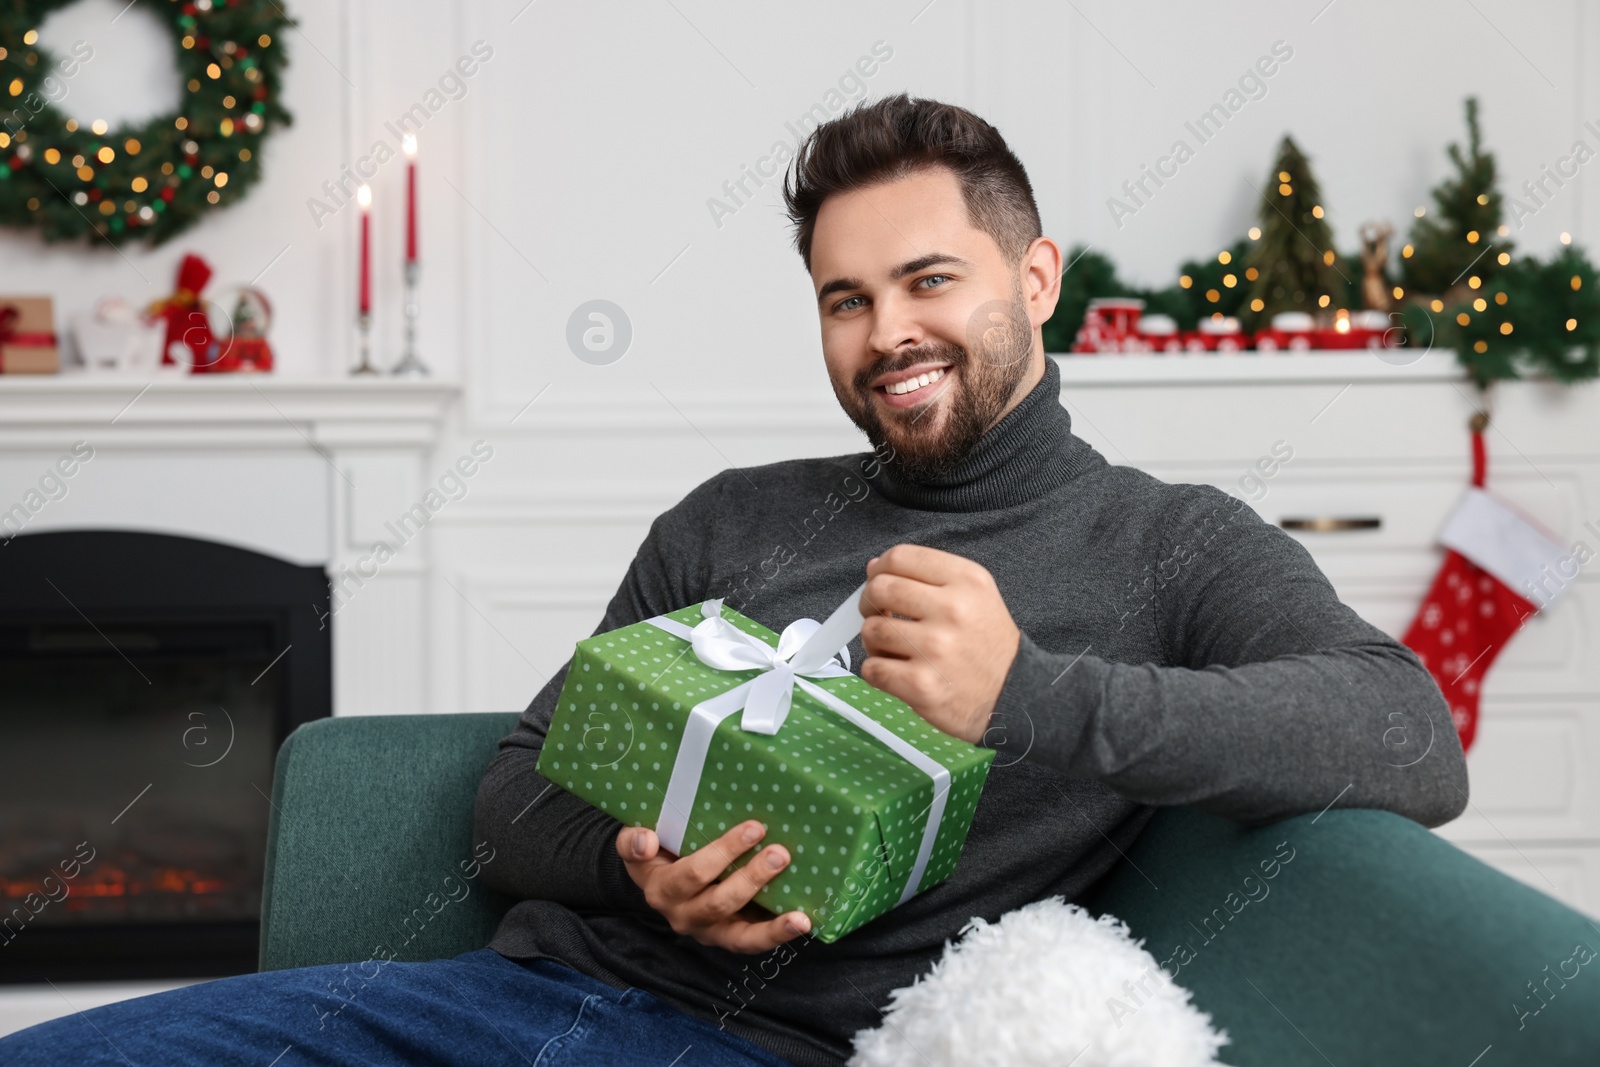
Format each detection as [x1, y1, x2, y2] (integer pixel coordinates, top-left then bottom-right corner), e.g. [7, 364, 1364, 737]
[3, 0, 1596, 712]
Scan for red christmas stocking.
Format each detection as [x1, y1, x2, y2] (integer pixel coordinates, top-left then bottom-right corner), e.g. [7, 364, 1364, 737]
[1401, 430, 1570, 753]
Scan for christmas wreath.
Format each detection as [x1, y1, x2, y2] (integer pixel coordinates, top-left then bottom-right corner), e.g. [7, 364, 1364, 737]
[0, 0, 294, 247]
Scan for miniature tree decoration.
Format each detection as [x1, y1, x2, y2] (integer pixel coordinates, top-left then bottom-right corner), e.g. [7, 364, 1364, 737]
[1242, 136, 1344, 330]
[1401, 98, 1509, 300]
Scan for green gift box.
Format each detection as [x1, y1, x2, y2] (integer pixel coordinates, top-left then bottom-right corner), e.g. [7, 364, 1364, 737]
[535, 587, 995, 942]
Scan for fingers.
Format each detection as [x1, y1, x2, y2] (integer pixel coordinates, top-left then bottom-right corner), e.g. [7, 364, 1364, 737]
[617, 825, 658, 862]
[696, 837, 796, 922]
[861, 655, 940, 707]
[866, 544, 965, 585]
[860, 613, 923, 660]
[622, 819, 817, 953]
[656, 819, 767, 905]
[861, 572, 941, 622]
[616, 826, 669, 888]
[713, 909, 814, 954]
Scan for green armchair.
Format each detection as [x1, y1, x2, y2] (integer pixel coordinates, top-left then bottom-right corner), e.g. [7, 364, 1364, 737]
[262, 714, 1600, 1065]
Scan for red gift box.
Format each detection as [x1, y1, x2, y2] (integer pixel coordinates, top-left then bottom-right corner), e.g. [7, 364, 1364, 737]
[0, 296, 60, 374]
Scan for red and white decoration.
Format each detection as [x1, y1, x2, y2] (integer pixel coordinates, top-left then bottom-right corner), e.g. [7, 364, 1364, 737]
[1069, 301, 1398, 355]
[1071, 298, 1148, 352]
[1401, 431, 1571, 753]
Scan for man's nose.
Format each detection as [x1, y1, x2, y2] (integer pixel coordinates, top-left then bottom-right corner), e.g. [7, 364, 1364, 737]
[866, 291, 924, 356]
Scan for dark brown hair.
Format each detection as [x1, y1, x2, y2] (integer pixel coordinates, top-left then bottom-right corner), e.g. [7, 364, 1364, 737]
[782, 93, 1042, 272]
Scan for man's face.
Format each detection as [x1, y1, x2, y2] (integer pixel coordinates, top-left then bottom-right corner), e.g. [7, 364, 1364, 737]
[809, 165, 1054, 481]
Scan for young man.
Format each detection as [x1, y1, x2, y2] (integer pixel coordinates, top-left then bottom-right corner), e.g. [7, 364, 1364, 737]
[0, 94, 1466, 1067]
[471, 94, 1468, 1066]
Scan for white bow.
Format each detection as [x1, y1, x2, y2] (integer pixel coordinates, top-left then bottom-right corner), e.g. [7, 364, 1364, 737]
[687, 592, 858, 735]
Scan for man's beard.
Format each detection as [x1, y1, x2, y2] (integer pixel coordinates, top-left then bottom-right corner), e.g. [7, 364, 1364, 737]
[830, 281, 1034, 483]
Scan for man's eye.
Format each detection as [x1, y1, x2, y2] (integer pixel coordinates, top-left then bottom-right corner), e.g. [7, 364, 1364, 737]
[835, 295, 865, 313]
[918, 274, 951, 289]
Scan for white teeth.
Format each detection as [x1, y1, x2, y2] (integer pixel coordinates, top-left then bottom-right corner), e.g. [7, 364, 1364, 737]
[886, 367, 946, 395]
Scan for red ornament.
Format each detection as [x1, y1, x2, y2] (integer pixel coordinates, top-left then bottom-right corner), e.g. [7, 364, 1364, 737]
[1071, 298, 1146, 353]
[146, 253, 215, 367]
[194, 288, 273, 374]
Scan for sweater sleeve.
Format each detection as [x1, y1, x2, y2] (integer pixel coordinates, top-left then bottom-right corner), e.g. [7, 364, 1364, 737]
[472, 475, 727, 913]
[984, 483, 1471, 829]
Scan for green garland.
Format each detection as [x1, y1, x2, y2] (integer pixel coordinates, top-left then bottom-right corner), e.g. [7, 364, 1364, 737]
[0, 0, 294, 247]
[1397, 248, 1600, 389]
[1044, 96, 1600, 390]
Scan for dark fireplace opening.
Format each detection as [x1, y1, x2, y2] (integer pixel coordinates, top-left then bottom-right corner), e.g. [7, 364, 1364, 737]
[0, 531, 331, 983]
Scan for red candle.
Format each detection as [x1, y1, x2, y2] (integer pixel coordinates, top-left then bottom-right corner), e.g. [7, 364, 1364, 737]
[357, 184, 372, 314]
[403, 133, 418, 264]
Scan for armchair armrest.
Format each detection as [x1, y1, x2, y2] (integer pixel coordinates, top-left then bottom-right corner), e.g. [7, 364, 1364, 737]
[1084, 805, 1600, 1065]
[259, 713, 521, 972]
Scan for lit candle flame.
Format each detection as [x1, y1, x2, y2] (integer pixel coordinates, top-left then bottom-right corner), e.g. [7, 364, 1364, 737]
[402, 133, 417, 159]
[357, 183, 372, 210]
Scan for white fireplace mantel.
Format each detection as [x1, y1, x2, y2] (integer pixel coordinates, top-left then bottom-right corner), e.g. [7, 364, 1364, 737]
[0, 372, 462, 718]
[0, 372, 461, 450]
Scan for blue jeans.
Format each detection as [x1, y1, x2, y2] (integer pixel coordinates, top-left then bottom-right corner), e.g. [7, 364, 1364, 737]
[0, 948, 796, 1066]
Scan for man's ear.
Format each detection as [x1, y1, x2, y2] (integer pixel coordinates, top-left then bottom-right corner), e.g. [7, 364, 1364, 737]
[1021, 236, 1064, 328]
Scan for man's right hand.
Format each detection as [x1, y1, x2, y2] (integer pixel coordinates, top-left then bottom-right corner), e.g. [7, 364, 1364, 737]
[616, 819, 813, 953]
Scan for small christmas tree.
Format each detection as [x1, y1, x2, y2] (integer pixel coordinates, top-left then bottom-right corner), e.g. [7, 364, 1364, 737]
[1393, 96, 1598, 387]
[1401, 97, 1508, 298]
[1242, 137, 1344, 329]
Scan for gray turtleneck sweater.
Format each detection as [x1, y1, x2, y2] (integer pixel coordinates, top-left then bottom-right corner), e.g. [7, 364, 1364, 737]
[474, 357, 1468, 1066]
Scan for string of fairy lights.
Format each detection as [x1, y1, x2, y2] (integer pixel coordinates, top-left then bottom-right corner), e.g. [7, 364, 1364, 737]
[0, 0, 293, 247]
[1049, 110, 1600, 389]
[1175, 228, 1587, 342]
[1141, 159, 1596, 384]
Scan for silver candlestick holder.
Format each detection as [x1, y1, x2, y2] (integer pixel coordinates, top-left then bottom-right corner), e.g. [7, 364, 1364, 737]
[352, 310, 377, 375]
[391, 260, 429, 377]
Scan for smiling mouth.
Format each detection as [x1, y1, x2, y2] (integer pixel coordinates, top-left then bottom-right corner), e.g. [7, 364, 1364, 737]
[876, 366, 949, 399]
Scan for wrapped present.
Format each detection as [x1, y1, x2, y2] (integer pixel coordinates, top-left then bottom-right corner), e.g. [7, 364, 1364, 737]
[0, 296, 60, 374]
[536, 583, 996, 943]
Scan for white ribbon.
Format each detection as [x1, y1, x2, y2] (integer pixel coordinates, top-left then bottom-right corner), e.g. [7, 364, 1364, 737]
[645, 581, 952, 907]
[686, 596, 854, 735]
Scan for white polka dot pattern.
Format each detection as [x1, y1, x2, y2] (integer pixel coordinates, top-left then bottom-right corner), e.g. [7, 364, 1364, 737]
[535, 600, 996, 942]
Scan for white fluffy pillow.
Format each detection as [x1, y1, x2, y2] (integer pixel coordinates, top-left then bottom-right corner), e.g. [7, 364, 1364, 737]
[849, 896, 1231, 1067]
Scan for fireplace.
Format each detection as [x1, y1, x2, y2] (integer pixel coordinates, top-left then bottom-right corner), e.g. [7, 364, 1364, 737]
[0, 530, 331, 983]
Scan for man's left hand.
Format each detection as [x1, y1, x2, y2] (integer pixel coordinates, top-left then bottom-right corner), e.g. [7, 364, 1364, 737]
[857, 545, 1021, 744]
